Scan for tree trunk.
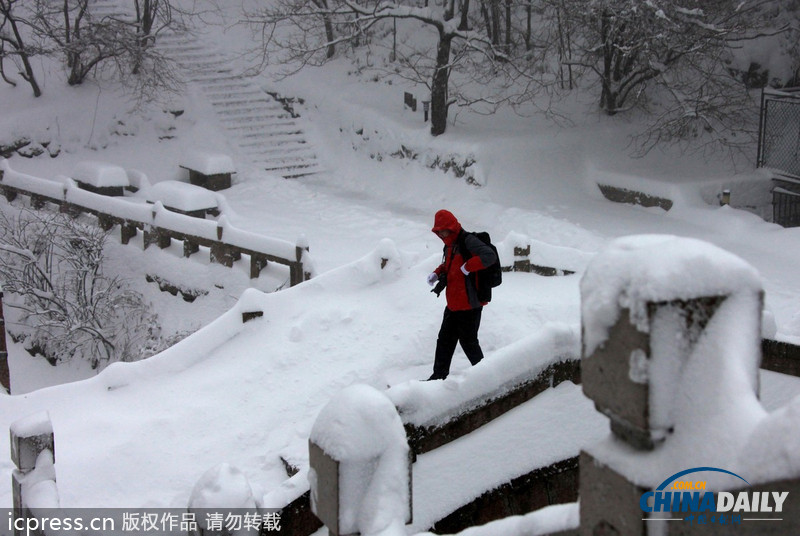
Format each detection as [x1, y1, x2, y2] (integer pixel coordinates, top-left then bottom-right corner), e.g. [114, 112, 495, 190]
[0, 52, 16, 87]
[430, 31, 453, 136]
[323, 14, 335, 58]
[504, 0, 511, 52]
[16, 50, 41, 96]
[311, 0, 336, 59]
[68, 59, 85, 85]
[525, 0, 532, 51]
[599, 8, 616, 114]
[458, 0, 470, 31]
[555, 1, 573, 89]
[3, 10, 42, 96]
[480, 0, 492, 42]
[490, 0, 501, 45]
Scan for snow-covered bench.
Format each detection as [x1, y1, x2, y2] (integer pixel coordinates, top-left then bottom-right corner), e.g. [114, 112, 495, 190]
[71, 160, 129, 197]
[179, 151, 235, 191]
[141, 180, 220, 219]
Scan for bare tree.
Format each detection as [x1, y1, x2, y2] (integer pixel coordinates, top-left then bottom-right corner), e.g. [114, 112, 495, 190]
[0, 208, 161, 369]
[546, 0, 796, 156]
[0, 0, 42, 96]
[245, 0, 514, 136]
[30, 0, 140, 86]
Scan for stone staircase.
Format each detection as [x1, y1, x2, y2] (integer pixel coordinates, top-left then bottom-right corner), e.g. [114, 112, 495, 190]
[154, 32, 324, 178]
[138, 27, 323, 178]
[82, 0, 323, 178]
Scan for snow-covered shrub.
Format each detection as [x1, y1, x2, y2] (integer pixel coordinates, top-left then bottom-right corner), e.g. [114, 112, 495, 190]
[0, 207, 162, 369]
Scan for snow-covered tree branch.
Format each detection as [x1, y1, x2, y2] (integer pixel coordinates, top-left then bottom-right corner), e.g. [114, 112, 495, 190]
[0, 207, 161, 369]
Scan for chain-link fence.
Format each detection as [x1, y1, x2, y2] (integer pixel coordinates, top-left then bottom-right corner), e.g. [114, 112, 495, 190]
[758, 88, 800, 177]
[758, 88, 800, 226]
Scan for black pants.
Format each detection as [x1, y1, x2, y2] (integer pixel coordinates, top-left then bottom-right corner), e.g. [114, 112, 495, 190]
[431, 306, 484, 379]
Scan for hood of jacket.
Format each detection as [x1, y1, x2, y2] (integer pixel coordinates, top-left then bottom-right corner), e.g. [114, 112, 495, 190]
[432, 209, 462, 245]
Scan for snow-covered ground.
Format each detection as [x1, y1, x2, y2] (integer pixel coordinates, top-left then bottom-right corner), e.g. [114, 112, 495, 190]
[2, 0, 800, 533]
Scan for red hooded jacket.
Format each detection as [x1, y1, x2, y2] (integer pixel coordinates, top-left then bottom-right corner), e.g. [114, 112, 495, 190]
[432, 210, 497, 311]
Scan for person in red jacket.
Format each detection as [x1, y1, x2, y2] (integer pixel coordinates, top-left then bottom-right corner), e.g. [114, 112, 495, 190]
[426, 209, 497, 380]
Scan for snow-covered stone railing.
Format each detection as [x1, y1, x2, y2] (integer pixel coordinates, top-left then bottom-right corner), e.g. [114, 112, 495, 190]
[387, 324, 581, 456]
[497, 232, 591, 277]
[0, 160, 313, 286]
[10, 412, 59, 532]
[578, 235, 800, 535]
[762, 338, 800, 377]
[308, 385, 412, 536]
[294, 326, 584, 536]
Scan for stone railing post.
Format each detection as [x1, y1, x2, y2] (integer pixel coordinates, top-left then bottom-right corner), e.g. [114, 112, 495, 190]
[512, 245, 531, 272]
[582, 294, 726, 450]
[10, 412, 58, 535]
[294, 240, 311, 286]
[577, 235, 766, 536]
[309, 385, 411, 536]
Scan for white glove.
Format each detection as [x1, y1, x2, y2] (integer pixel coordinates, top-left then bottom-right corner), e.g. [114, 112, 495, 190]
[460, 264, 469, 275]
[427, 272, 438, 286]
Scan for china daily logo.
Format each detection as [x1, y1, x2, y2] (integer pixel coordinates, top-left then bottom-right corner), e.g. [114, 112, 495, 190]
[640, 467, 789, 525]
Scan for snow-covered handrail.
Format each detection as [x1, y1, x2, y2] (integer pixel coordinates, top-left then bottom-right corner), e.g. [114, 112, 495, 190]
[261, 325, 582, 535]
[0, 160, 313, 286]
[386, 324, 581, 455]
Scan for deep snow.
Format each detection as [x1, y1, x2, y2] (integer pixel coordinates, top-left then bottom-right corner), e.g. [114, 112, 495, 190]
[2, 1, 800, 534]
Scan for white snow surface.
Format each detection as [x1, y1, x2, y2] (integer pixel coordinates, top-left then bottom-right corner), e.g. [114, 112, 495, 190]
[9, 410, 53, 439]
[581, 234, 763, 356]
[188, 463, 258, 511]
[1, 2, 800, 534]
[139, 180, 219, 212]
[71, 160, 129, 188]
[180, 151, 236, 175]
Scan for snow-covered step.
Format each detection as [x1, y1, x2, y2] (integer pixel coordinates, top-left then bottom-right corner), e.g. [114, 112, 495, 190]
[157, 30, 322, 178]
[216, 110, 291, 122]
[168, 50, 218, 61]
[252, 148, 318, 161]
[228, 121, 303, 133]
[224, 120, 300, 132]
[232, 129, 305, 140]
[206, 89, 266, 101]
[154, 33, 200, 44]
[238, 139, 311, 151]
[237, 134, 309, 146]
[220, 117, 296, 127]
[177, 60, 231, 71]
[184, 71, 239, 83]
[234, 130, 306, 142]
[210, 97, 282, 109]
[255, 154, 321, 169]
[174, 56, 228, 67]
[262, 162, 326, 178]
[199, 78, 255, 88]
[254, 162, 324, 176]
[157, 42, 206, 53]
[201, 84, 255, 95]
[87, 1, 127, 17]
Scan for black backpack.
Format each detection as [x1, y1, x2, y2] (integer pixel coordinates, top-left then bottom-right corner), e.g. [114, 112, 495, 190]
[458, 230, 502, 303]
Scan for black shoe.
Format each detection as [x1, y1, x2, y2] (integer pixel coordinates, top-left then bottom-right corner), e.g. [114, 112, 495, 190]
[426, 374, 446, 381]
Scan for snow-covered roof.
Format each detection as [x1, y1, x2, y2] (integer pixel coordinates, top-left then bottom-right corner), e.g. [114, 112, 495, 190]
[71, 160, 129, 188]
[179, 151, 236, 175]
[142, 181, 219, 212]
